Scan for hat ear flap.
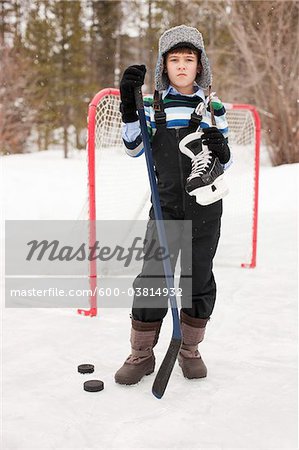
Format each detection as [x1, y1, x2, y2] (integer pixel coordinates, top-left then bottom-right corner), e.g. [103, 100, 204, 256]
[197, 60, 202, 74]
[163, 59, 167, 73]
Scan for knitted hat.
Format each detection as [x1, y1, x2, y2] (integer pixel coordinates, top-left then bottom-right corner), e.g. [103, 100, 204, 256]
[155, 24, 212, 91]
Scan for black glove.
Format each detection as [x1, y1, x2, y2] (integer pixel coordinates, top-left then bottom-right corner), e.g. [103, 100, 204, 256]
[119, 65, 146, 123]
[201, 127, 231, 164]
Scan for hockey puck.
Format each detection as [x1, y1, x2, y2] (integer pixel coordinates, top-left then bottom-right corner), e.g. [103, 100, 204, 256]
[83, 380, 104, 392]
[78, 364, 94, 374]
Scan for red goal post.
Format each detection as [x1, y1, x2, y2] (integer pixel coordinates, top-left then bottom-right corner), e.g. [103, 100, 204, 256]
[78, 88, 261, 317]
[223, 101, 261, 269]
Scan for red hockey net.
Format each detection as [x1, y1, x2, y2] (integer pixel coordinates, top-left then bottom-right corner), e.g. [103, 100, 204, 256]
[78, 88, 261, 317]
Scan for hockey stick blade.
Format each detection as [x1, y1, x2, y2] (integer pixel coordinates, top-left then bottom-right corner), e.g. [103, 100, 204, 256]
[152, 337, 182, 399]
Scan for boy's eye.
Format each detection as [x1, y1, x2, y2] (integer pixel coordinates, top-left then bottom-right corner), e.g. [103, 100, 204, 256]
[169, 57, 195, 62]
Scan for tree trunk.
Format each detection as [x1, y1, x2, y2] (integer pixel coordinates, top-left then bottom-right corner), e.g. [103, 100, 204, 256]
[63, 123, 68, 159]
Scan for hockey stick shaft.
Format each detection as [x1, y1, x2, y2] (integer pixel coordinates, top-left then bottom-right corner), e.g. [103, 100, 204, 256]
[134, 87, 182, 398]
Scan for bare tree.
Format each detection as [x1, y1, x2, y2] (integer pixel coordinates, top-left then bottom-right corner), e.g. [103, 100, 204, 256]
[215, 1, 299, 165]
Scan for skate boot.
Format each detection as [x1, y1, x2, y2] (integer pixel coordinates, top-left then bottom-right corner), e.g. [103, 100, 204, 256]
[179, 129, 229, 206]
[114, 317, 162, 385]
[178, 311, 209, 379]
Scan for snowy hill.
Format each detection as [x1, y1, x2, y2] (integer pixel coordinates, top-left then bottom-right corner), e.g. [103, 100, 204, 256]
[1, 149, 298, 449]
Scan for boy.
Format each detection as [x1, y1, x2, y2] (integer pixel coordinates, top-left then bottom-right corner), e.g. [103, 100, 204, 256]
[115, 25, 231, 385]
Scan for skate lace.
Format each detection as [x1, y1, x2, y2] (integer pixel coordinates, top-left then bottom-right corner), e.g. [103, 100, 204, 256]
[189, 146, 212, 179]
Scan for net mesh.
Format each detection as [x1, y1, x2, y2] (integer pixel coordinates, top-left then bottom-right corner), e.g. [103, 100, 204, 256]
[88, 92, 259, 268]
[95, 94, 123, 149]
[215, 108, 257, 267]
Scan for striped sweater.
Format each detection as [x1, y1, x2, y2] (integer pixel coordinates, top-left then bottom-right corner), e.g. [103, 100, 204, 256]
[122, 85, 232, 168]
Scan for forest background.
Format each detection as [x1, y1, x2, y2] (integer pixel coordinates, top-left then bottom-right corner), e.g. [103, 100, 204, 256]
[0, 0, 298, 165]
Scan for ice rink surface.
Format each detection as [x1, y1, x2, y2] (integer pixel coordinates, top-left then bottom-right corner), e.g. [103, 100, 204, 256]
[2, 148, 298, 449]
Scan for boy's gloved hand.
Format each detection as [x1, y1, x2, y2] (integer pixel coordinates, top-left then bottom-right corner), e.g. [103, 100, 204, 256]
[201, 127, 231, 164]
[120, 65, 147, 123]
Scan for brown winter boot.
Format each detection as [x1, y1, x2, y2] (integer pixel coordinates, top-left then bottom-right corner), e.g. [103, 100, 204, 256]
[178, 311, 209, 379]
[114, 317, 162, 385]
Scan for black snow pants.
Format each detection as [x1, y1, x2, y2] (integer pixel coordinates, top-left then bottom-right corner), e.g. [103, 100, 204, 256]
[132, 98, 222, 322]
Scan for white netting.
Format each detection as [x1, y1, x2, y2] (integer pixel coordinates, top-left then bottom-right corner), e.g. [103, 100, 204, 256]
[93, 94, 149, 222]
[217, 107, 257, 267]
[87, 92, 259, 268]
[95, 94, 123, 149]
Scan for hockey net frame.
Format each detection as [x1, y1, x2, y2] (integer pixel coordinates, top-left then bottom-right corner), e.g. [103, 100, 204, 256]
[78, 88, 261, 317]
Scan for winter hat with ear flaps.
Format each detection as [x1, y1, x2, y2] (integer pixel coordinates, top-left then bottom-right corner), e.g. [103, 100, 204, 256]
[155, 24, 212, 91]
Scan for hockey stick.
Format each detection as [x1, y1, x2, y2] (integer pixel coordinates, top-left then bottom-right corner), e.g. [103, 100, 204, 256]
[134, 87, 182, 399]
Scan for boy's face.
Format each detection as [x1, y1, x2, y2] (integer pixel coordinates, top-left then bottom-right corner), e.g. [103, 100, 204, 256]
[164, 50, 201, 94]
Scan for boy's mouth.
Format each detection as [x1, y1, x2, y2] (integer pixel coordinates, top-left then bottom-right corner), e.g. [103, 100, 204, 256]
[177, 74, 187, 77]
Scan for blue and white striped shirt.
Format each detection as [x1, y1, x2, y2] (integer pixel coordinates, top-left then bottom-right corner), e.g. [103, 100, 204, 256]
[122, 84, 232, 169]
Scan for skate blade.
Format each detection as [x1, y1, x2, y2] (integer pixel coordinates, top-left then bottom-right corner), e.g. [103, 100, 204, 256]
[190, 176, 229, 206]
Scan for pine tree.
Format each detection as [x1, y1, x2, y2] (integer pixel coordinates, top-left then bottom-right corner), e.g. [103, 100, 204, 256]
[0, 1, 34, 154]
[0, 45, 34, 154]
[64, 1, 88, 150]
[49, 0, 87, 158]
[88, 0, 122, 90]
[25, 1, 57, 150]
[118, 0, 144, 76]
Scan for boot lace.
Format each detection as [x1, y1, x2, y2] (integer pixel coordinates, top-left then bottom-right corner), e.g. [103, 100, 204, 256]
[188, 146, 212, 180]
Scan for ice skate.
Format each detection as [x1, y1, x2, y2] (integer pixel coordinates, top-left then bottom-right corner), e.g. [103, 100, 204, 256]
[179, 130, 229, 206]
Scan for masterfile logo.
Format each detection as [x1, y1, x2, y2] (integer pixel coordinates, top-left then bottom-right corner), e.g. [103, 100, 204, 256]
[5, 220, 193, 309]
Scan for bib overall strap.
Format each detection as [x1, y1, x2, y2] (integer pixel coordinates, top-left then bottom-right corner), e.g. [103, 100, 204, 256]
[189, 99, 205, 131]
[153, 90, 167, 128]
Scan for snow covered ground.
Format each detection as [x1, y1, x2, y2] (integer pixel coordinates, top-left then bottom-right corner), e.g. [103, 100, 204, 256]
[1, 147, 298, 449]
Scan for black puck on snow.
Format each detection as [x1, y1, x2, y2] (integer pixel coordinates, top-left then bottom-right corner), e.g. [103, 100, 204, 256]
[78, 364, 94, 374]
[83, 380, 104, 392]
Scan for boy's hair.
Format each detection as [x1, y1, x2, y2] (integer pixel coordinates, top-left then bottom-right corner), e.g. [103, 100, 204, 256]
[164, 46, 201, 62]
